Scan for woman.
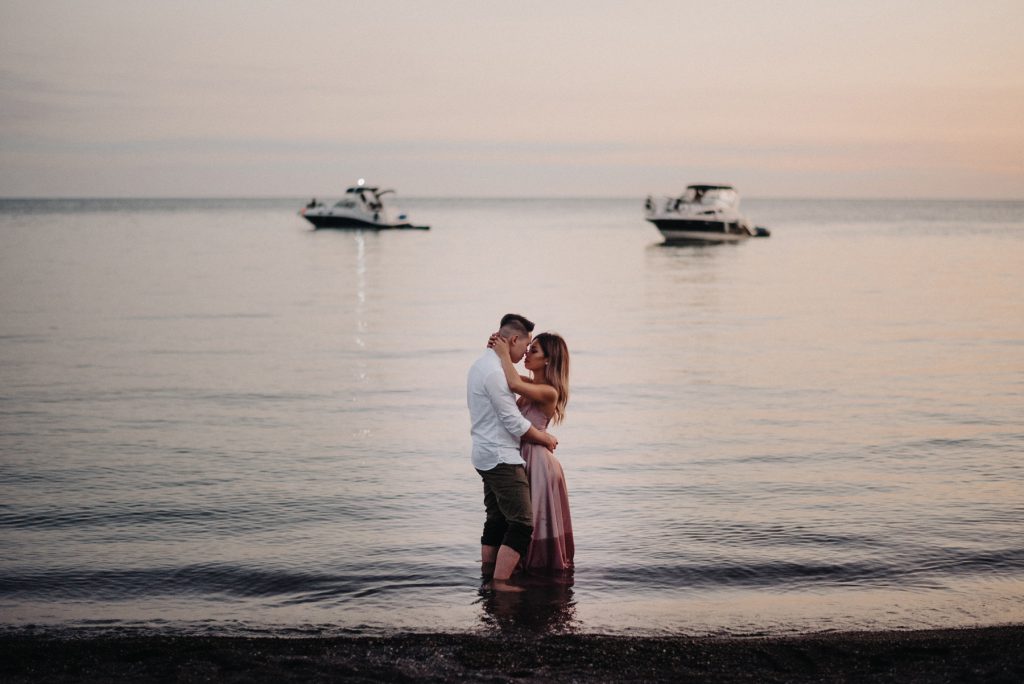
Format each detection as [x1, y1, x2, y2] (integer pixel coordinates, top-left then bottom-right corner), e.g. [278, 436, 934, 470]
[488, 332, 574, 573]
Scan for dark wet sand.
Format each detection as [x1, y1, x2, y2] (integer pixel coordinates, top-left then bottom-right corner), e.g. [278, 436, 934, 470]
[3, 626, 1021, 682]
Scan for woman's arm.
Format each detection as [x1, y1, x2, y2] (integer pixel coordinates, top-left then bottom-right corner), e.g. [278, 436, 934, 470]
[523, 425, 558, 451]
[488, 335, 558, 406]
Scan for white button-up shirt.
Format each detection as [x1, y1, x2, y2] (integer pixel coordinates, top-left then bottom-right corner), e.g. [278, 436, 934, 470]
[467, 349, 532, 470]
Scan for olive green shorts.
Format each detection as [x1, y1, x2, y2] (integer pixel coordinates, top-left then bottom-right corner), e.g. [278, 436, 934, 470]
[477, 463, 533, 556]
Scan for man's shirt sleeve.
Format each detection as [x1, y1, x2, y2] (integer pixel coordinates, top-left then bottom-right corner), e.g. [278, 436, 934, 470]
[482, 369, 531, 437]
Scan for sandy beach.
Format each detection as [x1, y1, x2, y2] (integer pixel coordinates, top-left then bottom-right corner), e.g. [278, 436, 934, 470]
[3, 625, 1021, 682]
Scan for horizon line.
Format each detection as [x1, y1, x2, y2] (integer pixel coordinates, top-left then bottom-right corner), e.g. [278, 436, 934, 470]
[2, 194, 1022, 202]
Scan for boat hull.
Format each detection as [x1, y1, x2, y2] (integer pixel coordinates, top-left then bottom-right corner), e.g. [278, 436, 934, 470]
[648, 218, 751, 242]
[302, 214, 427, 230]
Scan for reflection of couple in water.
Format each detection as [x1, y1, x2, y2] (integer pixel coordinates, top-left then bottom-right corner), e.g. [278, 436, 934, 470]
[467, 313, 574, 593]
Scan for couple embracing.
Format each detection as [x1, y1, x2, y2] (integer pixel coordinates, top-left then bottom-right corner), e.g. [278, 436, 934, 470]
[467, 313, 574, 592]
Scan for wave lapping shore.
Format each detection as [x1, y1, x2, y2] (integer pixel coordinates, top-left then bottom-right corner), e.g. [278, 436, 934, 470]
[3, 626, 1022, 682]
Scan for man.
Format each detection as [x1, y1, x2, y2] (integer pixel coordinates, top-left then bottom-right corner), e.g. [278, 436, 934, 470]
[467, 313, 558, 591]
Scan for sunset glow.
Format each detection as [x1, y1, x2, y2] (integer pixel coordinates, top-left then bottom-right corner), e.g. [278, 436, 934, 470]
[1, 0, 1022, 197]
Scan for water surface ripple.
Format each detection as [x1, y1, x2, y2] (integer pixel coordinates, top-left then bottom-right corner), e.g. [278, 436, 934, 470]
[1, 197, 1022, 635]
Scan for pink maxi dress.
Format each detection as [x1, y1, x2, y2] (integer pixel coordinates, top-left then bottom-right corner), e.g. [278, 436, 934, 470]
[520, 402, 575, 573]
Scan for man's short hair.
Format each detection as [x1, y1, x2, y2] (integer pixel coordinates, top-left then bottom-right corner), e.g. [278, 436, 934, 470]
[499, 313, 535, 337]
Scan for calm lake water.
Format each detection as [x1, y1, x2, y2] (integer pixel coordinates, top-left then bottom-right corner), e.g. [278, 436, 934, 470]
[1, 197, 1022, 636]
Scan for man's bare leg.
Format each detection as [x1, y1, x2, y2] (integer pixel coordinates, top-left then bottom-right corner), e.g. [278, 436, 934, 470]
[492, 544, 524, 592]
[481, 545, 497, 564]
[481, 545, 497, 579]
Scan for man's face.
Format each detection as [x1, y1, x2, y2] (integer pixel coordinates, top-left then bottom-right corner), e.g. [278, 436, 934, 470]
[509, 334, 531, 363]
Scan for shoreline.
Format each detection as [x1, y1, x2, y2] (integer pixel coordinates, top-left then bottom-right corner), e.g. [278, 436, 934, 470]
[3, 625, 1021, 682]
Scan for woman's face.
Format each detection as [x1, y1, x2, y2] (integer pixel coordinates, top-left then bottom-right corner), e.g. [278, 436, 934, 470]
[523, 340, 547, 372]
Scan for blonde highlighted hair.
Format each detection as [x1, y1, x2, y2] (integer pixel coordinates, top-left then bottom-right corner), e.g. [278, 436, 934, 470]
[534, 332, 570, 424]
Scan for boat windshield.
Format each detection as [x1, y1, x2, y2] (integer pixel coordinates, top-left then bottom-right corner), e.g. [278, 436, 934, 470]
[684, 187, 738, 207]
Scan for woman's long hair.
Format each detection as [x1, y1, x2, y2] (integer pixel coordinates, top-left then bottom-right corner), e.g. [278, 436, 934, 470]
[534, 332, 570, 425]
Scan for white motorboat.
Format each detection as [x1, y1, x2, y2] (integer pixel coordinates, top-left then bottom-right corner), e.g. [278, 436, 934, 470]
[644, 184, 768, 242]
[300, 180, 428, 230]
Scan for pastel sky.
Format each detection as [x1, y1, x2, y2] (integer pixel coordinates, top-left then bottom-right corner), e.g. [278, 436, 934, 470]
[2, 0, 1022, 198]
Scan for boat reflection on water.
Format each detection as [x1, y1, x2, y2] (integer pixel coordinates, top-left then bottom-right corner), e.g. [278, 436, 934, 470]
[477, 572, 578, 634]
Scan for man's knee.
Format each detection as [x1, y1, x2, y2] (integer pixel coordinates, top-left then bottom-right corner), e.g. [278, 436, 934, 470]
[503, 521, 533, 557]
[481, 517, 508, 548]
